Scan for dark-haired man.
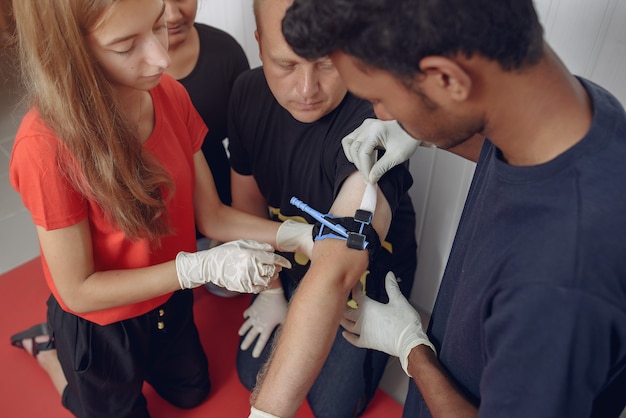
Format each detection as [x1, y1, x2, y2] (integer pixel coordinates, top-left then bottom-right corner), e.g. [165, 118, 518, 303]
[256, 0, 626, 417]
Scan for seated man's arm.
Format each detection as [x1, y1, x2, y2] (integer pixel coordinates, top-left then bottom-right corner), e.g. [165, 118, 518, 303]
[231, 169, 282, 298]
[231, 169, 270, 219]
[251, 172, 392, 417]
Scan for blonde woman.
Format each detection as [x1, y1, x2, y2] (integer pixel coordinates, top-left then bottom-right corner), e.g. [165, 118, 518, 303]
[8, 0, 310, 416]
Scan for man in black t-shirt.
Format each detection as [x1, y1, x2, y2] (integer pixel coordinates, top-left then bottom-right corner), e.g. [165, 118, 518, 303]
[229, 1, 417, 417]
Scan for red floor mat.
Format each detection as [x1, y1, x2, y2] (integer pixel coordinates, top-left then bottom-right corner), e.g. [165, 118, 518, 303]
[0, 258, 402, 417]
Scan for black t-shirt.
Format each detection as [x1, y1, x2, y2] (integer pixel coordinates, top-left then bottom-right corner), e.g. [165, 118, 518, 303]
[178, 23, 249, 205]
[229, 67, 418, 299]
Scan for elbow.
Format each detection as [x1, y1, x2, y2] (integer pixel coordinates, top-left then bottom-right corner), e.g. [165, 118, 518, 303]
[58, 291, 89, 313]
[196, 203, 225, 239]
[311, 240, 369, 294]
[55, 281, 95, 314]
[340, 254, 369, 293]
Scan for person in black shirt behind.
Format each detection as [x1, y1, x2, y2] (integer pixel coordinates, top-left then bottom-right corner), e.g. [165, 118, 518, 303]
[230, 1, 418, 416]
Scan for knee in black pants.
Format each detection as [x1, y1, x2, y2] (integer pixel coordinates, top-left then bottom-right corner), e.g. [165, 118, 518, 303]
[156, 379, 211, 409]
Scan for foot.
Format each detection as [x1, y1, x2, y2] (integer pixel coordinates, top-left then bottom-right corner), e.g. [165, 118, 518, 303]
[10, 323, 55, 357]
[18, 334, 55, 357]
[10, 323, 67, 396]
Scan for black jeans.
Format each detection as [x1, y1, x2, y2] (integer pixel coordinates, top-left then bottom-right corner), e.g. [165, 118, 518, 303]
[48, 289, 210, 418]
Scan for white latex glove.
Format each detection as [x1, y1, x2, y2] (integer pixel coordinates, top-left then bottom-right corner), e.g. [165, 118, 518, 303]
[175, 239, 291, 293]
[342, 118, 421, 184]
[341, 271, 436, 377]
[249, 406, 280, 418]
[275, 219, 314, 259]
[238, 287, 288, 358]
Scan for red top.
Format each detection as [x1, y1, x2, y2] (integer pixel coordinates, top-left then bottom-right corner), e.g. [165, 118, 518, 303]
[10, 75, 206, 325]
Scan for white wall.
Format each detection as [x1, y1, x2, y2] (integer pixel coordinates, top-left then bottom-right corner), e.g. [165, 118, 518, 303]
[196, 0, 626, 412]
[196, 0, 261, 68]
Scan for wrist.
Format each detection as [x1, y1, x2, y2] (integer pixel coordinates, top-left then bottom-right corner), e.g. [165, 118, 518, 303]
[399, 324, 436, 377]
[263, 285, 284, 294]
[175, 251, 197, 289]
[406, 343, 437, 379]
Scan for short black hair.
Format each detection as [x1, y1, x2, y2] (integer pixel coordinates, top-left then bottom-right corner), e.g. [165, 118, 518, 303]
[283, 0, 545, 81]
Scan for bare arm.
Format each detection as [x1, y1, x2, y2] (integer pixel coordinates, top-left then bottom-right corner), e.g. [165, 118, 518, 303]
[231, 170, 280, 291]
[252, 172, 393, 416]
[408, 345, 478, 418]
[43, 152, 286, 314]
[37, 219, 180, 313]
[193, 151, 281, 246]
[231, 169, 270, 219]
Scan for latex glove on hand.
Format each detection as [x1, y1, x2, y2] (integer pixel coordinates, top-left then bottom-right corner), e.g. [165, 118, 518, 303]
[238, 287, 288, 358]
[275, 219, 314, 259]
[341, 271, 436, 377]
[175, 239, 291, 293]
[342, 118, 422, 184]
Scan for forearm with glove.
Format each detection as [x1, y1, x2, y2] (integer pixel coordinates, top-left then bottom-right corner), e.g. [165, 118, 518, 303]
[275, 219, 314, 259]
[341, 271, 435, 377]
[175, 239, 291, 293]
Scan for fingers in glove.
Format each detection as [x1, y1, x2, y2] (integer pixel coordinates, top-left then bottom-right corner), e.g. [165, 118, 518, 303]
[341, 329, 362, 348]
[240, 325, 261, 352]
[252, 330, 272, 358]
[258, 263, 276, 280]
[355, 150, 377, 182]
[368, 160, 391, 184]
[238, 317, 255, 338]
[248, 283, 270, 294]
[339, 315, 359, 335]
[342, 135, 376, 179]
[248, 274, 271, 293]
[250, 269, 278, 293]
[341, 305, 360, 326]
[267, 253, 292, 270]
[349, 279, 366, 305]
[384, 271, 404, 300]
[341, 135, 357, 163]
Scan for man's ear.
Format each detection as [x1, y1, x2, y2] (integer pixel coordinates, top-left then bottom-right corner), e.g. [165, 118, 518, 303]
[418, 56, 472, 102]
[254, 30, 263, 63]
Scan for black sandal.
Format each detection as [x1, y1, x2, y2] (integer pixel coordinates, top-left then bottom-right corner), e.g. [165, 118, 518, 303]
[10, 323, 55, 357]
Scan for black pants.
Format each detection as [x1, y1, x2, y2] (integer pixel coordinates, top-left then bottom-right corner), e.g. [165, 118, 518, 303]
[48, 289, 210, 418]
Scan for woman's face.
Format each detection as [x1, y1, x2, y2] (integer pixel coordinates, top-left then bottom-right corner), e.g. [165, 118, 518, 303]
[164, 0, 198, 50]
[87, 0, 171, 94]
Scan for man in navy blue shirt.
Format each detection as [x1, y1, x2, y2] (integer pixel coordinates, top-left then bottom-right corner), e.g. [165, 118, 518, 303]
[245, 1, 626, 417]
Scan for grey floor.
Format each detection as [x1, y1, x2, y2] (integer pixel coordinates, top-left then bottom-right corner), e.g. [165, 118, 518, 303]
[0, 47, 39, 275]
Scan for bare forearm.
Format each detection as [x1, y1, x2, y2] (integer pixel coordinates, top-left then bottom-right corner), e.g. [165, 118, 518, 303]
[194, 154, 279, 246]
[253, 269, 346, 415]
[58, 262, 180, 313]
[253, 243, 366, 416]
[37, 223, 182, 313]
[408, 345, 478, 418]
[198, 204, 280, 247]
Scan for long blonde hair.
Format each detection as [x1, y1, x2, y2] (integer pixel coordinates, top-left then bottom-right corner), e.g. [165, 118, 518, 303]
[13, 0, 174, 242]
